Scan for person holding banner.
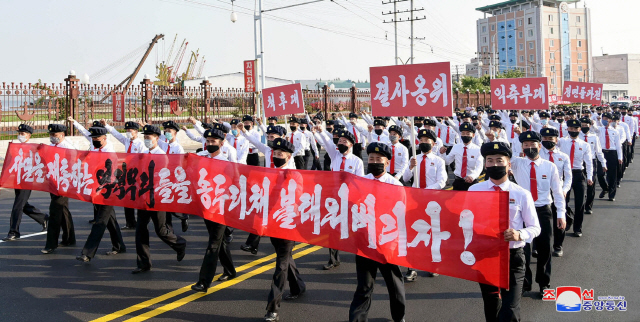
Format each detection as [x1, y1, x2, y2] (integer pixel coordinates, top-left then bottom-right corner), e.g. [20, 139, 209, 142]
[103, 120, 145, 229]
[68, 117, 116, 154]
[226, 119, 250, 164]
[445, 123, 484, 191]
[299, 119, 320, 170]
[191, 128, 237, 292]
[338, 112, 367, 160]
[132, 125, 187, 274]
[470, 142, 540, 322]
[386, 125, 408, 183]
[157, 120, 190, 232]
[184, 116, 213, 151]
[76, 127, 127, 263]
[349, 142, 406, 322]
[42, 124, 77, 254]
[242, 115, 263, 167]
[3, 124, 49, 242]
[579, 117, 607, 215]
[312, 127, 364, 270]
[264, 138, 306, 322]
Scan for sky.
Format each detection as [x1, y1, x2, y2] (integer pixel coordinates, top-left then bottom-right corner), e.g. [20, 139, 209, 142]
[1, 0, 638, 86]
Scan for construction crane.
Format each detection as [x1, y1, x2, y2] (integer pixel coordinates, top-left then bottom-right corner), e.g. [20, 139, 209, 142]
[196, 57, 206, 78]
[154, 34, 178, 86]
[170, 41, 188, 83]
[186, 50, 200, 80]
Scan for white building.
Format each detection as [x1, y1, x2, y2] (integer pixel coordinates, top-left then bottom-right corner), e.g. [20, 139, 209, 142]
[592, 54, 640, 102]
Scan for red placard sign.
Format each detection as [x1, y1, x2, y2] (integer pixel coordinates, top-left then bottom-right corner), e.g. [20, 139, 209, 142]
[561, 81, 603, 105]
[491, 77, 548, 110]
[1, 143, 510, 288]
[112, 92, 125, 122]
[370, 62, 453, 117]
[244, 60, 256, 93]
[263, 83, 305, 118]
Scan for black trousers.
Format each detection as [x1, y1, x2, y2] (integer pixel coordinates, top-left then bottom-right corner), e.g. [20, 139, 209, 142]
[599, 150, 619, 199]
[619, 142, 627, 182]
[303, 150, 311, 170]
[247, 152, 260, 167]
[524, 205, 553, 291]
[197, 220, 236, 288]
[245, 233, 261, 249]
[552, 203, 565, 251]
[135, 210, 186, 269]
[631, 135, 636, 161]
[585, 159, 597, 213]
[294, 155, 305, 170]
[323, 153, 332, 171]
[624, 142, 630, 170]
[400, 140, 412, 158]
[328, 248, 340, 265]
[452, 177, 478, 191]
[310, 148, 322, 170]
[124, 207, 137, 227]
[81, 204, 126, 258]
[266, 237, 305, 313]
[349, 255, 406, 322]
[566, 170, 586, 234]
[45, 193, 75, 249]
[352, 143, 363, 160]
[8, 189, 46, 237]
[479, 248, 525, 322]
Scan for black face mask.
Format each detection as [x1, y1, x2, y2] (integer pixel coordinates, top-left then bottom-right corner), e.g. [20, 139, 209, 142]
[568, 131, 580, 138]
[414, 123, 423, 128]
[461, 136, 472, 144]
[206, 144, 219, 153]
[326, 127, 333, 132]
[551, 117, 557, 121]
[92, 140, 103, 149]
[419, 143, 432, 153]
[269, 122, 276, 126]
[485, 166, 507, 180]
[244, 125, 251, 130]
[622, 112, 627, 116]
[523, 147, 539, 159]
[581, 127, 590, 134]
[541, 141, 556, 150]
[597, 113, 602, 116]
[267, 140, 274, 148]
[444, 120, 451, 126]
[472, 122, 478, 127]
[290, 126, 297, 132]
[272, 157, 287, 168]
[300, 127, 306, 131]
[367, 163, 385, 176]
[374, 129, 383, 135]
[333, 138, 339, 144]
[510, 119, 517, 124]
[338, 144, 349, 154]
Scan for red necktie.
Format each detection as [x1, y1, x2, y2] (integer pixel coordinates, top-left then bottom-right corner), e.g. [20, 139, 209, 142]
[438, 128, 441, 137]
[290, 133, 294, 144]
[549, 151, 554, 162]
[340, 156, 346, 171]
[446, 127, 450, 144]
[461, 147, 468, 178]
[420, 154, 427, 188]
[352, 127, 358, 143]
[560, 124, 563, 138]
[530, 162, 538, 201]
[585, 135, 588, 144]
[127, 142, 133, 153]
[493, 185, 501, 192]
[270, 151, 275, 168]
[570, 140, 576, 168]
[233, 139, 237, 150]
[377, 135, 380, 141]
[390, 145, 395, 174]
[605, 128, 610, 149]
[511, 125, 515, 139]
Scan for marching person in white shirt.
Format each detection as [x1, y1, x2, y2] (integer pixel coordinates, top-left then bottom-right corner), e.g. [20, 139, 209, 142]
[484, 121, 510, 144]
[510, 131, 566, 298]
[286, 116, 308, 169]
[76, 126, 126, 263]
[42, 123, 77, 254]
[367, 119, 391, 145]
[349, 142, 406, 322]
[158, 120, 190, 232]
[339, 112, 368, 159]
[68, 117, 115, 153]
[578, 117, 606, 215]
[226, 119, 249, 164]
[595, 112, 624, 201]
[445, 123, 484, 191]
[386, 125, 409, 183]
[299, 119, 317, 169]
[470, 142, 541, 322]
[435, 116, 458, 156]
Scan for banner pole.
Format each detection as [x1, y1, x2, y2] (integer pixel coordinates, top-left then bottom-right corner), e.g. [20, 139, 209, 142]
[410, 116, 418, 188]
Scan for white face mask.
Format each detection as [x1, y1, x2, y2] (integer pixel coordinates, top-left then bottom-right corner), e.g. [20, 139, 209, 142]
[144, 139, 154, 149]
[50, 136, 61, 145]
[126, 132, 134, 140]
[17, 135, 28, 143]
[164, 132, 173, 141]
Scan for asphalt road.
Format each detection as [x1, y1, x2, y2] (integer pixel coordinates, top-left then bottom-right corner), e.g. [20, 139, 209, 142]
[0, 154, 638, 322]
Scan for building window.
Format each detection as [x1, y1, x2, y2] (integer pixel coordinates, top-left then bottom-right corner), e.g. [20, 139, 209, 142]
[551, 78, 555, 85]
[528, 17, 532, 25]
[577, 16, 581, 23]
[519, 43, 524, 51]
[491, 24, 495, 31]
[579, 78, 583, 82]
[520, 55, 524, 62]
[529, 54, 534, 61]
[578, 52, 583, 60]
[578, 28, 582, 35]
[518, 19, 523, 27]
[482, 26, 487, 33]
[492, 35, 495, 42]
[550, 39, 554, 47]
[549, 15, 553, 22]
[519, 31, 523, 38]
[550, 66, 555, 72]
[529, 42, 534, 49]
[484, 37, 487, 43]
[530, 67, 535, 74]
[578, 40, 582, 47]
[551, 52, 555, 60]
[578, 66, 583, 72]
[485, 70, 488, 75]
[528, 29, 534, 37]
[550, 27, 554, 34]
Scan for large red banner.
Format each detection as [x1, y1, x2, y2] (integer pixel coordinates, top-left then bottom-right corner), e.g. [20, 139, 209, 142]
[244, 60, 256, 93]
[561, 81, 603, 105]
[112, 92, 125, 122]
[262, 83, 305, 118]
[1, 143, 509, 288]
[491, 77, 548, 110]
[370, 62, 453, 117]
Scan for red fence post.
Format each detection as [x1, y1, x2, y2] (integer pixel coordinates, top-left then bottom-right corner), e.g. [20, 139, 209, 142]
[350, 86, 356, 113]
[201, 79, 211, 123]
[323, 85, 329, 120]
[64, 73, 79, 136]
[141, 78, 153, 123]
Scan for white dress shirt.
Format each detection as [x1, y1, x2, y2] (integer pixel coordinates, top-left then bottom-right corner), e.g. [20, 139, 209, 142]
[339, 115, 368, 144]
[73, 120, 115, 152]
[365, 172, 403, 186]
[368, 131, 391, 145]
[158, 140, 185, 155]
[142, 145, 166, 154]
[557, 137, 593, 179]
[469, 180, 541, 249]
[596, 125, 624, 161]
[302, 130, 319, 156]
[241, 131, 295, 168]
[49, 139, 77, 150]
[197, 150, 229, 162]
[510, 157, 566, 219]
[580, 132, 606, 165]
[444, 142, 484, 180]
[285, 129, 306, 157]
[540, 148, 573, 194]
[387, 142, 409, 180]
[314, 130, 364, 176]
[221, 141, 238, 163]
[435, 122, 458, 146]
[228, 135, 249, 164]
[105, 125, 145, 153]
[402, 152, 447, 189]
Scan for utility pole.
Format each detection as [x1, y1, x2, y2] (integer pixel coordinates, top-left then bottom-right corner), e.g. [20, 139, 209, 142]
[383, 0, 425, 65]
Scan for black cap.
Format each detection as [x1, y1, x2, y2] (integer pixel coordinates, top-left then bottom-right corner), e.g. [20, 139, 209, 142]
[540, 127, 559, 137]
[481, 142, 512, 158]
[602, 112, 613, 119]
[489, 120, 502, 128]
[162, 121, 180, 131]
[266, 125, 285, 136]
[519, 131, 541, 143]
[142, 124, 161, 136]
[417, 129, 437, 141]
[203, 129, 225, 140]
[325, 120, 335, 127]
[89, 127, 108, 137]
[539, 111, 550, 118]
[459, 122, 475, 133]
[509, 112, 518, 117]
[388, 125, 403, 136]
[461, 112, 472, 119]
[596, 106, 603, 111]
[580, 117, 592, 124]
[489, 114, 501, 121]
[288, 116, 299, 123]
[338, 129, 355, 144]
[566, 119, 581, 128]
[213, 123, 229, 134]
[414, 116, 425, 121]
[299, 118, 308, 125]
[612, 114, 621, 121]
[91, 121, 104, 128]
[202, 123, 214, 130]
[556, 111, 565, 117]
[567, 110, 576, 116]
[349, 113, 358, 119]
[230, 119, 241, 125]
[373, 119, 385, 127]
[18, 124, 33, 134]
[424, 119, 436, 127]
[267, 116, 278, 122]
[471, 115, 479, 121]
[242, 115, 254, 122]
[477, 106, 485, 112]
[272, 137, 294, 153]
[124, 121, 139, 130]
[48, 124, 67, 133]
[366, 142, 392, 159]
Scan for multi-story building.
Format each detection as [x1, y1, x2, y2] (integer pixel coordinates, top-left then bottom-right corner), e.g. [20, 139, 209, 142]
[592, 54, 640, 102]
[474, 0, 592, 96]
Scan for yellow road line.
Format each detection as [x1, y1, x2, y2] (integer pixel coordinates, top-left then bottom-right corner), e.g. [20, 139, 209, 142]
[92, 243, 310, 322]
[124, 245, 323, 322]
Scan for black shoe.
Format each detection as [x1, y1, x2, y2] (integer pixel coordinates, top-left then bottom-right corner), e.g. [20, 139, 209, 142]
[599, 191, 607, 198]
[323, 262, 340, 270]
[122, 225, 136, 230]
[217, 274, 236, 282]
[40, 248, 55, 254]
[263, 312, 279, 322]
[609, 198, 615, 202]
[177, 249, 186, 262]
[426, 272, 440, 277]
[76, 255, 91, 262]
[539, 285, 551, 299]
[617, 184, 621, 188]
[3, 235, 19, 241]
[106, 249, 124, 256]
[240, 244, 258, 255]
[585, 210, 593, 214]
[191, 282, 208, 293]
[59, 241, 76, 247]
[181, 218, 189, 232]
[131, 267, 150, 274]
[404, 270, 418, 282]
[574, 232, 583, 237]
[522, 285, 531, 295]
[532, 249, 538, 258]
[553, 248, 564, 257]
[284, 291, 304, 300]
[88, 219, 96, 224]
